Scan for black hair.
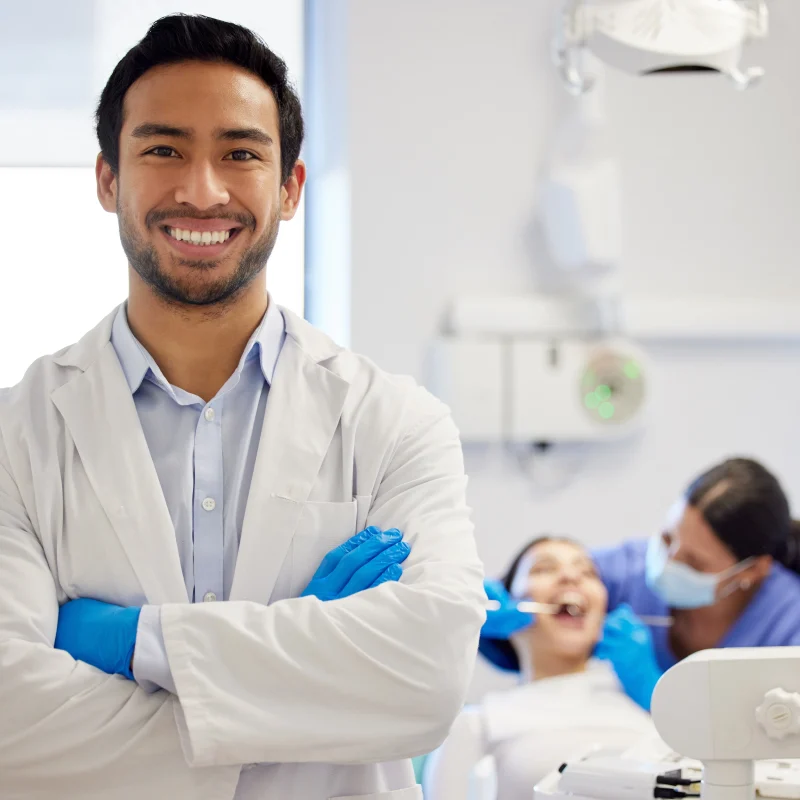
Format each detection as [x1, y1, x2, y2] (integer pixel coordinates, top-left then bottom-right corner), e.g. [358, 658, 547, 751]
[96, 14, 304, 184]
[686, 457, 800, 574]
[483, 535, 582, 673]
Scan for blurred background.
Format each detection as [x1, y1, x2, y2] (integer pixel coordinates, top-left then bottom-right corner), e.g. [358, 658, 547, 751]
[3, 0, 800, 698]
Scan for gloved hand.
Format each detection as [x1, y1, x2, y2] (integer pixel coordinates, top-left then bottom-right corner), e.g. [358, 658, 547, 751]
[55, 598, 141, 680]
[594, 603, 663, 712]
[481, 578, 534, 640]
[302, 526, 410, 601]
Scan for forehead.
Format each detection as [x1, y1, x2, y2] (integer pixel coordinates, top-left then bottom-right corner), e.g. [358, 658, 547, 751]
[527, 540, 589, 564]
[121, 60, 280, 137]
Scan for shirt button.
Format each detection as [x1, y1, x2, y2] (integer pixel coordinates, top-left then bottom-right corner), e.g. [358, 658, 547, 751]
[202, 497, 216, 512]
[203, 592, 217, 602]
[204, 407, 216, 422]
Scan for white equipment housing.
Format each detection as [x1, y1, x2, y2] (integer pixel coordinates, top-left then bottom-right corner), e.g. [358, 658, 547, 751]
[554, 0, 769, 94]
[649, 647, 800, 800]
[427, 328, 648, 444]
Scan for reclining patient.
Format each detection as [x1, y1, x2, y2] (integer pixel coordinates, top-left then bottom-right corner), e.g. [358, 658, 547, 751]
[422, 536, 656, 800]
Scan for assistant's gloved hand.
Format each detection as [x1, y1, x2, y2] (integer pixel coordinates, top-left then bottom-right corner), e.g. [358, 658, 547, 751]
[594, 603, 663, 712]
[302, 526, 410, 601]
[481, 578, 534, 640]
[55, 598, 141, 680]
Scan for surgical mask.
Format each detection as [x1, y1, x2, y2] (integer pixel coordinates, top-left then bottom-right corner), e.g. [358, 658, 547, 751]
[645, 535, 754, 609]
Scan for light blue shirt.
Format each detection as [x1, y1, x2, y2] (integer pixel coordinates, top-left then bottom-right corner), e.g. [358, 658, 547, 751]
[110, 301, 286, 693]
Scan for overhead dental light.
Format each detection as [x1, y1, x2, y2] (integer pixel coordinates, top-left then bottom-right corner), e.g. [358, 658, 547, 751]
[553, 0, 769, 95]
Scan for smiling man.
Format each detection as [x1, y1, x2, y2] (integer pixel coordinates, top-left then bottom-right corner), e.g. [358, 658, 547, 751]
[0, 15, 485, 800]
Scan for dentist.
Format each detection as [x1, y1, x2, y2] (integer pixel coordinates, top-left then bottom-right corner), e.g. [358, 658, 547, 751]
[0, 14, 485, 800]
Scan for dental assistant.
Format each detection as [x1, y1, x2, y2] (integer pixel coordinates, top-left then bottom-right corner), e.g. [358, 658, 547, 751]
[481, 457, 800, 710]
[0, 14, 485, 800]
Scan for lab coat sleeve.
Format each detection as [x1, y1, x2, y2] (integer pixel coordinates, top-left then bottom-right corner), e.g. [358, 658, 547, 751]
[160, 391, 487, 767]
[421, 707, 488, 800]
[0, 435, 235, 795]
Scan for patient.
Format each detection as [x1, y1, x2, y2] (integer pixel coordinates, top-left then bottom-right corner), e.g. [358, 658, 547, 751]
[422, 536, 655, 800]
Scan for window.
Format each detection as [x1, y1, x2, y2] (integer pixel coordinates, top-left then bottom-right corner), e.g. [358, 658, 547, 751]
[0, 1, 304, 387]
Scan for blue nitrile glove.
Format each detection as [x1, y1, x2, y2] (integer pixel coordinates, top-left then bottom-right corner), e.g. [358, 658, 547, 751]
[481, 578, 535, 640]
[55, 598, 141, 680]
[594, 603, 663, 712]
[301, 526, 410, 601]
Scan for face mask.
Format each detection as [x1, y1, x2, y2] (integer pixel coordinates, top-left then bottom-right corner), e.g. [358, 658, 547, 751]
[645, 535, 754, 609]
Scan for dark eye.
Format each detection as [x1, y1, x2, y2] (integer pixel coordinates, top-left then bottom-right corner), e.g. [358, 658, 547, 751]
[147, 146, 178, 158]
[227, 150, 256, 161]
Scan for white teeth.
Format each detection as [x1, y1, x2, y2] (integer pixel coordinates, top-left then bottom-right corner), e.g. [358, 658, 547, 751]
[167, 228, 232, 246]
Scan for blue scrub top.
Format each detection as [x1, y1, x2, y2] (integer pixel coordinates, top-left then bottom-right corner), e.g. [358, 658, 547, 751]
[593, 539, 800, 671]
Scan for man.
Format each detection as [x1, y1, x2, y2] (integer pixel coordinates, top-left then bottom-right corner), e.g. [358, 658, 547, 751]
[0, 14, 485, 800]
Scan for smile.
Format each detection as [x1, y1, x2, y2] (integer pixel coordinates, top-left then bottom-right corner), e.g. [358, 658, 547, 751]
[159, 224, 243, 256]
[167, 227, 235, 246]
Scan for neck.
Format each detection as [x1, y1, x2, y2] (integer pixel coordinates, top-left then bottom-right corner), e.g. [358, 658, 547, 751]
[513, 632, 590, 682]
[670, 583, 760, 659]
[126, 270, 269, 402]
[530, 649, 589, 682]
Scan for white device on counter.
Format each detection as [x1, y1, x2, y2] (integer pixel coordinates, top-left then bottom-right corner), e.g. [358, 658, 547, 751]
[534, 735, 800, 800]
[651, 648, 800, 800]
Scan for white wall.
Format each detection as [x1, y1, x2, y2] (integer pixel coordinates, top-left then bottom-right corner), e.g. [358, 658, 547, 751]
[314, 0, 800, 696]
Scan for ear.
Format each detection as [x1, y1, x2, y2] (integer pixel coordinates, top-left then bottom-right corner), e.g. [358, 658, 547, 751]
[279, 159, 306, 221]
[742, 555, 772, 589]
[96, 153, 118, 213]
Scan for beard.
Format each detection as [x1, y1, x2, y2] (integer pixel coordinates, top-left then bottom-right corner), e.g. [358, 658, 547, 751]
[118, 201, 280, 308]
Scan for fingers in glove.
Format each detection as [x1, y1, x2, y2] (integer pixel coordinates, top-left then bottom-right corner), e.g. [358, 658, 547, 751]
[340, 539, 411, 596]
[484, 578, 510, 604]
[369, 563, 403, 589]
[311, 526, 383, 581]
[326, 528, 404, 594]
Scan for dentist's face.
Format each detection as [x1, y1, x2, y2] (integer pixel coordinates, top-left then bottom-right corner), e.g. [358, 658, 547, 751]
[96, 59, 304, 307]
[511, 540, 607, 659]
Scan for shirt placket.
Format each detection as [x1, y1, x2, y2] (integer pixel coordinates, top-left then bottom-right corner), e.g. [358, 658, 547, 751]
[193, 397, 225, 603]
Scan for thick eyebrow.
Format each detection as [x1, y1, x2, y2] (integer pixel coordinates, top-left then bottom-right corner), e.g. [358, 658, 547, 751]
[131, 123, 192, 140]
[129, 124, 273, 148]
[215, 127, 274, 147]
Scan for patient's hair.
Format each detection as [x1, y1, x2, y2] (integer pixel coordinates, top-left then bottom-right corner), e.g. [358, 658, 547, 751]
[488, 535, 582, 673]
[686, 457, 800, 574]
[95, 14, 304, 183]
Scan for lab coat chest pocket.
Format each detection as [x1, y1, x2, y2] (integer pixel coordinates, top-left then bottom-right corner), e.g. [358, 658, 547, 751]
[329, 789, 423, 800]
[288, 499, 362, 597]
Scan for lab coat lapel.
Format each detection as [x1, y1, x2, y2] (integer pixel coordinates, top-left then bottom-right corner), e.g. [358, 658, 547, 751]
[230, 332, 350, 603]
[51, 342, 189, 604]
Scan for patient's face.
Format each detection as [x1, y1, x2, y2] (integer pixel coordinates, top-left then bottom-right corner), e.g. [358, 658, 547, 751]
[511, 540, 608, 660]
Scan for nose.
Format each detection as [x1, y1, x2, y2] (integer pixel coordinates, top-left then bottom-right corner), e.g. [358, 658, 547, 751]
[556, 566, 581, 584]
[174, 160, 230, 209]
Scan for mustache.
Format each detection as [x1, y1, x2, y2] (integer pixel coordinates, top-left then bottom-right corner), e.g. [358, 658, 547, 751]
[146, 208, 256, 229]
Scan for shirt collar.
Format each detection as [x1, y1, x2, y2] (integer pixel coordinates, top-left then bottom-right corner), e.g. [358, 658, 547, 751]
[111, 299, 286, 395]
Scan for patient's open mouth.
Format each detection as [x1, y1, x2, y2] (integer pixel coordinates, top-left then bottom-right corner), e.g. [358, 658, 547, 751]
[553, 591, 588, 623]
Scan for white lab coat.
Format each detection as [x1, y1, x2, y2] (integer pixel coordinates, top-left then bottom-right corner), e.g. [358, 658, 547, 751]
[0, 306, 485, 800]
